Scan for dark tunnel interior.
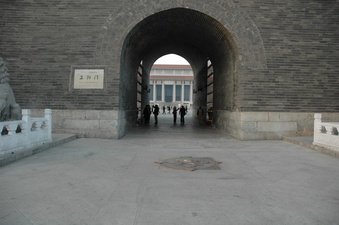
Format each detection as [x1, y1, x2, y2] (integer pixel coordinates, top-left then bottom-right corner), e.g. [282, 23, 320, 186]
[120, 8, 239, 128]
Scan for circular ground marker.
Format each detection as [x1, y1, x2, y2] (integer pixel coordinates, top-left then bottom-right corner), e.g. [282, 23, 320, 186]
[155, 156, 221, 171]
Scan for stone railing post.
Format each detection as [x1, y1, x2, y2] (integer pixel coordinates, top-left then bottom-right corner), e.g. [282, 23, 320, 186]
[313, 113, 322, 145]
[44, 109, 52, 141]
[22, 109, 30, 121]
[22, 109, 31, 132]
[314, 113, 322, 133]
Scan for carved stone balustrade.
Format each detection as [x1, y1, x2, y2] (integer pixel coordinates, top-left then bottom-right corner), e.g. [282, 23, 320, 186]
[0, 109, 52, 155]
[313, 113, 339, 152]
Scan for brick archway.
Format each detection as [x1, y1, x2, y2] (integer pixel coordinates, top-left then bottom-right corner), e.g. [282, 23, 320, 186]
[97, 0, 267, 138]
[98, 0, 267, 69]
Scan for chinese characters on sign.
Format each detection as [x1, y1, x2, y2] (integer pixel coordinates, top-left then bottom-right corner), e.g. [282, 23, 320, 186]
[74, 69, 104, 89]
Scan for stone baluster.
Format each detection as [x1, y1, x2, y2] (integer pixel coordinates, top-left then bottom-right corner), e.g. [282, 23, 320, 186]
[17, 123, 24, 133]
[334, 126, 339, 135]
[34, 121, 42, 131]
[7, 124, 18, 135]
[31, 122, 37, 131]
[22, 109, 31, 133]
[44, 109, 52, 141]
[324, 125, 334, 135]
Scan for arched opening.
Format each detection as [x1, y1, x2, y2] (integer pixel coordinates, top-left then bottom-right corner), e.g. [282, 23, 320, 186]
[154, 54, 190, 65]
[136, 54, 195, 125]
[120, 8, 238, 135]
[148, 55, 194, 120]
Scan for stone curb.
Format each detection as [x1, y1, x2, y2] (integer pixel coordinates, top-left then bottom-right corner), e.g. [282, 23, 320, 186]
[0, 134, 78, 167]
[283, 137, 339, 158]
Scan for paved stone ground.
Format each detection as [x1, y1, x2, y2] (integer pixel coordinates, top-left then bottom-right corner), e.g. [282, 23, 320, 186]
[0, 112, 339, 225]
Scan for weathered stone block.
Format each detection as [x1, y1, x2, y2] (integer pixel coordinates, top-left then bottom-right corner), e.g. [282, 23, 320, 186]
[240, 121, 257, 132]
[100, 110, 118, 120]
[241, 112, 268, 122]
[99, 120, 118, 129]
[86, 110, 101, 120]
[63, 120, 99, 130]
[71, 110, 86, 120]
[258, 122, 297, 132]
[54, 110, 72, 119]
[292, 113, 314, 122]
[268, 112, 280, 121]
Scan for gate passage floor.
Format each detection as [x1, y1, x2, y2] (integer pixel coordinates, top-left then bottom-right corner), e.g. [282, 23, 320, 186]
[1, 113, 339, 225]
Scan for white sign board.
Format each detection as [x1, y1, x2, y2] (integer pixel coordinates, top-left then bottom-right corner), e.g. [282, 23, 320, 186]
[73, 69, 104, 89]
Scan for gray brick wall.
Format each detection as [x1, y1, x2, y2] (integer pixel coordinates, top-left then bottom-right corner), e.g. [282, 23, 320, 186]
[0, 0, 124, 110]
[0, 0, 338, 112]
[236, 0, 339, 111]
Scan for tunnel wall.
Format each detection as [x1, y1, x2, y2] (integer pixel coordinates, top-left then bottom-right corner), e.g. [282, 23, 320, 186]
[0, 0, 338, 139]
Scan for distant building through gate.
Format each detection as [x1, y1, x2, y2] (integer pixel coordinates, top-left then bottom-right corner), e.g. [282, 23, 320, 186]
[149, 64, 193, 109]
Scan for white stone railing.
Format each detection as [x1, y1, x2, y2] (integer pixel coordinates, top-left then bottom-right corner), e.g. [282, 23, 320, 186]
[313, 113, 339, 152]
[0, 109, 52, 156]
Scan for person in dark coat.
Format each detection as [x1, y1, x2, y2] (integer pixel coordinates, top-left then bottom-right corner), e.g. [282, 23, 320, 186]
[179, 105, 186, 124]
[143, 105, 151, 124]
[153, 105, 159, 124]
[172, 106, 178, 123]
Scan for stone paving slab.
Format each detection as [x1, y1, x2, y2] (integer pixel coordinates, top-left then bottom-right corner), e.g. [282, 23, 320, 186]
[0, 116, 339, 225]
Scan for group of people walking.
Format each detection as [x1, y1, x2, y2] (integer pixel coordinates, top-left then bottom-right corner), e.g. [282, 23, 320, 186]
[162, 105, 188, 115]
[142, 105, 187, 125]
[141, 105, 208, 126]
[143, 104, 159, 124]
[172, 105, 187, 124]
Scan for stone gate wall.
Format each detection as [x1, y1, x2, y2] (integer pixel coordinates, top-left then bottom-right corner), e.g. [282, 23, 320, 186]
[0, 0, 338, 139]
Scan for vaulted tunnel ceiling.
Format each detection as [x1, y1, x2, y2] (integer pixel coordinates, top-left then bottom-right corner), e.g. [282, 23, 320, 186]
[120, 7, 238, 119]
[124, 8, 235, 65]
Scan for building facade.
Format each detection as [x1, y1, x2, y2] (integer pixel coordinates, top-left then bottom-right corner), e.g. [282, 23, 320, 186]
[149, 65, 193, 108]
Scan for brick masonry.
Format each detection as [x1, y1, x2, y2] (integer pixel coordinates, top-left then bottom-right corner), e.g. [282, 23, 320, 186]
[0, 0, 338, 139]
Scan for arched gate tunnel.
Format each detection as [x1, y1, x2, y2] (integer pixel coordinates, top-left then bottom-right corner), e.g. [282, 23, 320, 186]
[120, 8, 239, 134]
